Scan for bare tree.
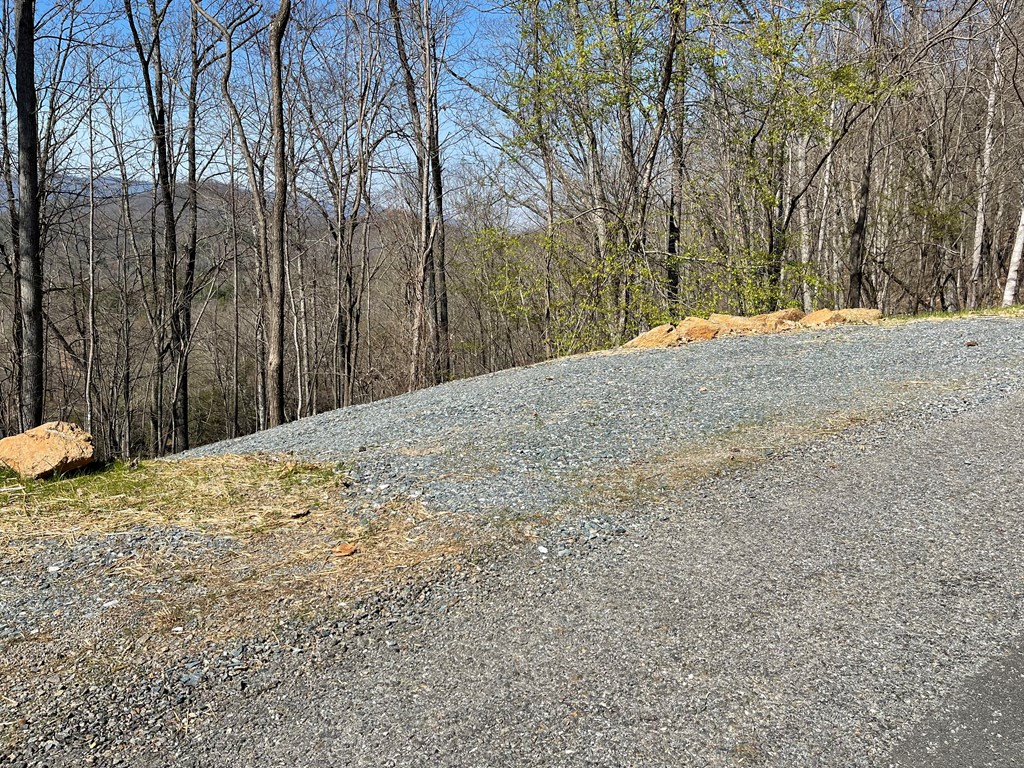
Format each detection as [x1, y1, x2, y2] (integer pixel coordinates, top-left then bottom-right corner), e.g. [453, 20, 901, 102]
[1003, 195, 1024, 306]
[968, 13, 1004, 309]
[14, 0, 42, 429]
[266, 0, 292, 426]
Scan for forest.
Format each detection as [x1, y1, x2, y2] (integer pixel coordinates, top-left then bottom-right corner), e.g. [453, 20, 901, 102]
[1, 0, 1021, 457]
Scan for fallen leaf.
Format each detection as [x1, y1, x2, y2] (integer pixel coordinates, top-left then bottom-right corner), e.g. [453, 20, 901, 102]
[332, 542, 358, 557]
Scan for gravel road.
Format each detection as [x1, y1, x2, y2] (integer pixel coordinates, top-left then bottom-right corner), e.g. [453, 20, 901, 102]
[185, 385, 1024, 768]
[4, 316, 1024, 766]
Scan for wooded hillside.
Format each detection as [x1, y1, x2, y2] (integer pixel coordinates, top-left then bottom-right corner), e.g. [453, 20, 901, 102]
[2, 0, 1021, 457]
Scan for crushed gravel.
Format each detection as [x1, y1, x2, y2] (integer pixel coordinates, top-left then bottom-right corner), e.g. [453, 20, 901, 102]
[176, 392, 1024, 768]
[184, 317, 1024, 519]
[3, 316, 1024, 767]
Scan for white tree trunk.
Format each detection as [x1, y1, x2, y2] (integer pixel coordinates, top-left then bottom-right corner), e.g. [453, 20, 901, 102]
[968, 26, 1002, 309]
[1002, 203, 1024, 307]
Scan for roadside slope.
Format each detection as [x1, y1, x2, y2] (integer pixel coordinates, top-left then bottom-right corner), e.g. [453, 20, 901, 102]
[186, 316, 1024, 521]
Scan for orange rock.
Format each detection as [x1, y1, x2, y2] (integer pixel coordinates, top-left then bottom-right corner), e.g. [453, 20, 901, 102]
[676, 317, 721, 342]
[747, 309, 802, 332]
[0, 421, 94, 479]
[708, 310, 802, 334]
[835, 308, 883, 323]
[708, 314, 761, 333]
[799, 308, 842, 326]
[754, 308, 805, 323]
[623, 324, 678, 349]
[768, 317, 800, 332]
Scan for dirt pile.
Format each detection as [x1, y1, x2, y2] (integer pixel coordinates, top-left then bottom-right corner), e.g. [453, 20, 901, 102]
[623, 308, 882, 349]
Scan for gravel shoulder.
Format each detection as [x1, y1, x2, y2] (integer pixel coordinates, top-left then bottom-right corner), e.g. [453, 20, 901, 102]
[3, 316, 1024, 766]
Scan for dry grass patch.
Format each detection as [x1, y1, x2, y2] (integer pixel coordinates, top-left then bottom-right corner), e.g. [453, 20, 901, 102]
[98, 496, 485, 647]
[0, 454, 351, 543]
[586, 410, 885, 511]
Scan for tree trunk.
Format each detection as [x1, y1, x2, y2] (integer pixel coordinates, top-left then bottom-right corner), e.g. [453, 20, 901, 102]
[173, 4, 201, 451]
[666, 8, 686, 314]
[429, 111, 449, 380]
[228, 119, 240, 438]
[1002, 202, 1024, 307]
[124, 0, 180, 453]
[85, 54, 97, 435]
[967, 25, 1002, 310]
[797, 134, 813, 313]
[389, 0, 433, 391]
[14, 0, 43, 430]
[847, 113, 877, 309]
[266, 0, 292, 426]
